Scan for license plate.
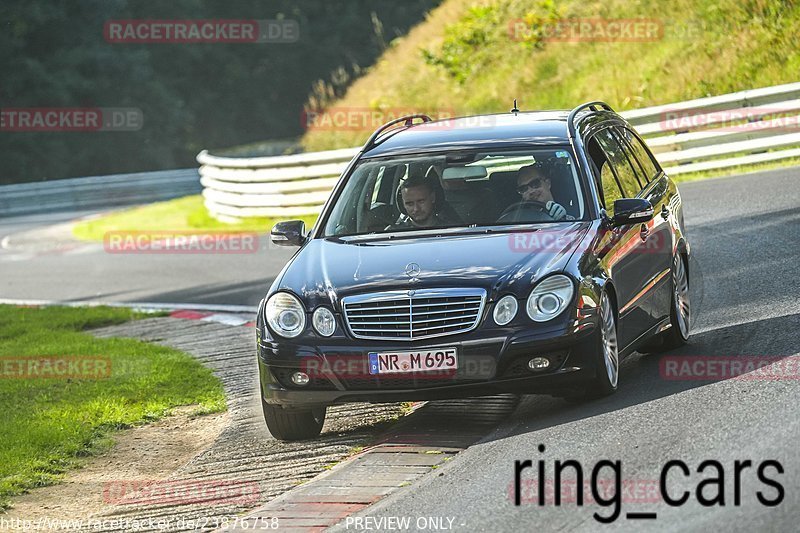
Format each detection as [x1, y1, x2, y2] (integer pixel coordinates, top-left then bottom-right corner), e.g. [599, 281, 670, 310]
[368, 348, 458, 375]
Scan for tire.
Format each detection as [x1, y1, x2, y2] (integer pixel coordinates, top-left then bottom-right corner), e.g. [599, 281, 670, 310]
[262, 401, 326, 441]
[661, 253, 690, 349]
[564, 290, 619, 402]
[639, 253, 690, 353]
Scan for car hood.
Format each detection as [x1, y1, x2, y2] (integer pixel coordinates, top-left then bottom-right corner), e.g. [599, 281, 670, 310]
[273, 222, 591, 309]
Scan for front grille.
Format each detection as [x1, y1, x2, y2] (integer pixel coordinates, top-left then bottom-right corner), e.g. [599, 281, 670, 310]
[342, 288, 486, 341]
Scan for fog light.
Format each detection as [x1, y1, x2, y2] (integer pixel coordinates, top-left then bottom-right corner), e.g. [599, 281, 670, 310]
[291, 372, 310, 386]
[313, 307, 336, 337]
[493, 295, 519, 326]
[528, 357, 550, 371]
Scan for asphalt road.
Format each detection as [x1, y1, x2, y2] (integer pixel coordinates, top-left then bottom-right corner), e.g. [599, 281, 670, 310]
[0, 211, 295, 307]
[329, 166, 800, 531]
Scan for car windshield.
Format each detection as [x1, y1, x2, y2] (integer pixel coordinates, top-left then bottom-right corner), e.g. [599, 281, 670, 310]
[322, 148, 585, 237]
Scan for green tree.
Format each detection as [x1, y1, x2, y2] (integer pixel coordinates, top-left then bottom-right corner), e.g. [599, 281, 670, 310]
[0, 0, 441, 184]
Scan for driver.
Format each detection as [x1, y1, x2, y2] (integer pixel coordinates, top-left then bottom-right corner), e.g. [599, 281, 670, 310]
[388, 175, 457, 230]
[516, 164, 572, 221]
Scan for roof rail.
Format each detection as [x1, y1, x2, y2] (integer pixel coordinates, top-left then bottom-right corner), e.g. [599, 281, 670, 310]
[362, 114, 432, 153]
[567, 101, 614, 139]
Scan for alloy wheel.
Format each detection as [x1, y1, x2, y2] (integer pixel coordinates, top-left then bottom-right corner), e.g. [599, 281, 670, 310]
[673, 255, 690, 339]
[600, 293, 619, 388]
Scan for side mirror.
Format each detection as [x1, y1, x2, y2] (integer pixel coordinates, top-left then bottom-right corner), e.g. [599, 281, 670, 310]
[271, 220, 307, 247]
[611, 198, 654, 227]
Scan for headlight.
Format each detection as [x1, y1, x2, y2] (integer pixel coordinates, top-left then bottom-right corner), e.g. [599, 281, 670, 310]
[493, 295, 518, 326]
[526, 275, 574, 322]
[265, 292, 306, 338]
[312, 307, 336, 337]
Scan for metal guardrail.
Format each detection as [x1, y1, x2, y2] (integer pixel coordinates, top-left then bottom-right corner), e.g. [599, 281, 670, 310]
[0, 169, 201, 217]
[197, 149, 358, 220]
[199, 82, 800, 221]
[3, 85, 796, 221]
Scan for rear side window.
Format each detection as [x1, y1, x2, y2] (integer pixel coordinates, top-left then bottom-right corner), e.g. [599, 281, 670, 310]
[599, 162, 624, 217]
[617, 127, 660, 182]
[593, 128, 642, 197]
[585, 135, 624, 216]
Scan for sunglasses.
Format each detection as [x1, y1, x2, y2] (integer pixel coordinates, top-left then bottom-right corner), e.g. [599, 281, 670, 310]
[517, 178, 545, 194]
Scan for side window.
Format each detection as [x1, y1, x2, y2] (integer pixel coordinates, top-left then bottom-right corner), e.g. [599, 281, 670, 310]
[586, 135, 624, 216]
[370, 166, 386, 204]
[619, 127, 660, 183]
[594, 128, 642, 198]
[611, 127, 648, 188]
[599, 161, 624, 216]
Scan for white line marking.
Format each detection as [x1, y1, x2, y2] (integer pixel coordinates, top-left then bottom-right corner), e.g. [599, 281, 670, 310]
[201, 313, 253, 326]
[0, 253, 36, 262]
[0, 298, 257, 314]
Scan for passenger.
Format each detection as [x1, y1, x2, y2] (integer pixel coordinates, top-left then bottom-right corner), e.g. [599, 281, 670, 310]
[389, 176, 458, 230]
[516, 164, 572, 221]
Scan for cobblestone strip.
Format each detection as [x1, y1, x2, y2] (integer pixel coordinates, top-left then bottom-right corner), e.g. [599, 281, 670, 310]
[226, 396, 520, 532]
[78, 317, 407, 532]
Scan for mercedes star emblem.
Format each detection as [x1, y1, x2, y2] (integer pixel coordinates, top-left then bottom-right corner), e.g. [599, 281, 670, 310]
[405, 262, 421, 280]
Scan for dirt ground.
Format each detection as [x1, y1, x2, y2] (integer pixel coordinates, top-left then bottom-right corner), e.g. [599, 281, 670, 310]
[1, 407, 228, 527]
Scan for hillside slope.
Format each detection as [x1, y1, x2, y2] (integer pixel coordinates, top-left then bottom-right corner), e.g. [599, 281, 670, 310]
[302, 0, 800, 150]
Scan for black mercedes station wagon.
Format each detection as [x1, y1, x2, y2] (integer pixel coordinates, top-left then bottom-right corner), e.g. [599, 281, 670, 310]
[257, 102, 691, 440]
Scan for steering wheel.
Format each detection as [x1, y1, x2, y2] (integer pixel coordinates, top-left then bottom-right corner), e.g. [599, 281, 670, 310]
[496, 200, 554, 224]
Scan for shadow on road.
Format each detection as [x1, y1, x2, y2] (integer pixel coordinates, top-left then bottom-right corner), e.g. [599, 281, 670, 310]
[504, 312, 800, 438]
[134, 279, 269, 307]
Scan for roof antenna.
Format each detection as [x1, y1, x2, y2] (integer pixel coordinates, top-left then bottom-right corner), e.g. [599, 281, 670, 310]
[511, 99, 520, 115]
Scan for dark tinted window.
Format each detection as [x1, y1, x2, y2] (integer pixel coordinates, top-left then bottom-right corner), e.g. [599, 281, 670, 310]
[594, 128, 642, 197]
[322, 149, 586, 236]
[610, 127, 649, 188]
[585, 135, 623, 216]
[618, 127, 660, 183]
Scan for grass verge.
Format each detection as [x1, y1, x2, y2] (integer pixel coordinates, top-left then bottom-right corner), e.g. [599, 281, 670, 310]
[72, 195, 319, 243]
[301, 0, 800, 151]
[0, 305, 226, 510]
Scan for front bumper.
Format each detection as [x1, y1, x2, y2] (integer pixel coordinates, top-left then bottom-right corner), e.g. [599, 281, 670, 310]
[257, 308, 600, 407]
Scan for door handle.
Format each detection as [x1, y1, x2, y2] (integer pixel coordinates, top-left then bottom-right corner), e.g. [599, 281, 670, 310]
[661, 205, 670, 220]
[639, 224, 650, 241]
